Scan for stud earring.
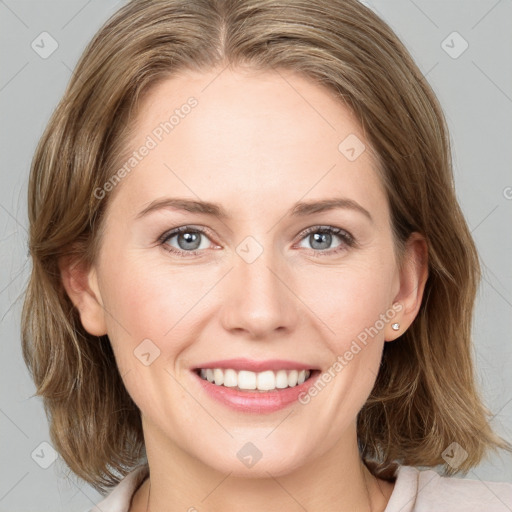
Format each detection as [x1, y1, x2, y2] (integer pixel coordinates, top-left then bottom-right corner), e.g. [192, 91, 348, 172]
[391, 323, 400, 331]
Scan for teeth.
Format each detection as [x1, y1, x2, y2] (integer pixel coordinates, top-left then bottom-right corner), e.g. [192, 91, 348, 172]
[257, 370, 275, 390]
[275, 370, 289, 388]
[197, 368, 312, 391]
[224, 369, 237, 387]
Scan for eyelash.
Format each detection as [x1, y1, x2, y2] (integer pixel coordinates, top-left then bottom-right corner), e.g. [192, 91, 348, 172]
[158, 225, 357, 258]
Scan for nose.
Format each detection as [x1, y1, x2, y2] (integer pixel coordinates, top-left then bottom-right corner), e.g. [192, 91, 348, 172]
[220, 245, 299, 339]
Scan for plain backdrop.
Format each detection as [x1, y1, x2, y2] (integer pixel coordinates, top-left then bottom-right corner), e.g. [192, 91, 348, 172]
[0, 1, 511, 510]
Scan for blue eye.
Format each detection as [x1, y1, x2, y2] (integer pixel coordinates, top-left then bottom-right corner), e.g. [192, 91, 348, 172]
[158, 225, 356, 257]
[295, 226, 356, 256]
[160, 226, 213, 256]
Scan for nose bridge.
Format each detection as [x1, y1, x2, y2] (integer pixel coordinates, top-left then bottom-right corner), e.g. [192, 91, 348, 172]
[221, 237, 297, 337]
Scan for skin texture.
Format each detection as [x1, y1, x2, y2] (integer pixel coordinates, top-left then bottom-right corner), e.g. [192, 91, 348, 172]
[61, 67, 428, 511]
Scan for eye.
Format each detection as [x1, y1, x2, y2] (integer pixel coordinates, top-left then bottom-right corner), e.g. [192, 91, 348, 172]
[159, 226, 216, 257]
[158, 224, 357, 258]
[295, 225, 356, 256]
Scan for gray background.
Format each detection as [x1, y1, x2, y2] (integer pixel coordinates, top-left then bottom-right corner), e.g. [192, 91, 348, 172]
[0, 0, 511, 510]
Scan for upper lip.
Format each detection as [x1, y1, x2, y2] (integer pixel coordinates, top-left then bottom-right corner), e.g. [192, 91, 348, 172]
[192, 358, 318, 372]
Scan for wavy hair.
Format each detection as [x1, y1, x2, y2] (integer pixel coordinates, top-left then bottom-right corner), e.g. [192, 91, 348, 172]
[21, 0, 511, 493]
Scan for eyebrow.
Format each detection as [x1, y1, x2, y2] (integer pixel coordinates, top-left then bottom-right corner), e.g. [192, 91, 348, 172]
[136, 197, 373, 223]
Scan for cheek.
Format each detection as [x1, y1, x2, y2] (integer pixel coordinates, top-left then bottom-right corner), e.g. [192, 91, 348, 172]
[299, 257, 395, 427]
[99, 253, 210, 369]
[98, 257, 207, 416]
[302, 258, 395, 349]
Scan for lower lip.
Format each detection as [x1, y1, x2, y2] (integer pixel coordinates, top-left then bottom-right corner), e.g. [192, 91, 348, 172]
[191, 370, 320, 413]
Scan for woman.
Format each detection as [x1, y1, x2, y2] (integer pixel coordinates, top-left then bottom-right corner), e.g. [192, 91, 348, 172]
[21, 0, 512, 511]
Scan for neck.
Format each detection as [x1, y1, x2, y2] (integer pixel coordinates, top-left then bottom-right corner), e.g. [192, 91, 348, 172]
[132, 421, 393, 512]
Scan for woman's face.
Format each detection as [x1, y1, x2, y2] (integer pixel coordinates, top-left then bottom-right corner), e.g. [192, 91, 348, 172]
[77, 67, 424, 477]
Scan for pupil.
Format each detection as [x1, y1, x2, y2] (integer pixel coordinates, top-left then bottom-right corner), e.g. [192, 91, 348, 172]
[311, 232, 331, 250]
[178, 232, 200, 250]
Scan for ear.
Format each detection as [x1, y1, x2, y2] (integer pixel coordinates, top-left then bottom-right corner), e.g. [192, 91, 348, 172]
[385, 232, 429, 341]
[58, 255, 108, 336]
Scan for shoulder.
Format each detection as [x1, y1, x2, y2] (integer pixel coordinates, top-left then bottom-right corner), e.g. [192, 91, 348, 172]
[385, 465, 512, 512]
[85, 463, 149, 512]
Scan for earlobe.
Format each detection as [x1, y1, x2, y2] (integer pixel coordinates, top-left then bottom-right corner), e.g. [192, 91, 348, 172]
[385, 233, 429, 342]
[58, 255, 108, 336]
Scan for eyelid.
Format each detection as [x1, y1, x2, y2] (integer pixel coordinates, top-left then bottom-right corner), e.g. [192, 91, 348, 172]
[158, 225, 218, 252]
[158, 224, 215, 240]
[292, 225, 357, 254]
[295, 225, 355, 243]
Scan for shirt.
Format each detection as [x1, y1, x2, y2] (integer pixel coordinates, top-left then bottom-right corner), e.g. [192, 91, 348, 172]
[86, 463, 512, 512]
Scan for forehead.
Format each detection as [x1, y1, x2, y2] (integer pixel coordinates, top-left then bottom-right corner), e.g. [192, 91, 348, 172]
[136, 67, 367, 154]
[108, 67, 388, 223]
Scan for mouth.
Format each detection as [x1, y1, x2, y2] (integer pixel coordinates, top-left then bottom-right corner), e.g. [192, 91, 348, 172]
[193, 367, 320, 393]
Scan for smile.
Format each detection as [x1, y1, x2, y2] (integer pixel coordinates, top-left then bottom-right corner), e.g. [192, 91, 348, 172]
[191, 367, 321, 414]
[195, 368, 313, 392]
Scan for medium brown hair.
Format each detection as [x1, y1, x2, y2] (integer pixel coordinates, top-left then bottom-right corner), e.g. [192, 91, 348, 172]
[21, 0, 511, 493]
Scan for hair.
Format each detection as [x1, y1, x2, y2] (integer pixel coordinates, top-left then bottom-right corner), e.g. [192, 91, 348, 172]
[21, 0, 511, 494]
